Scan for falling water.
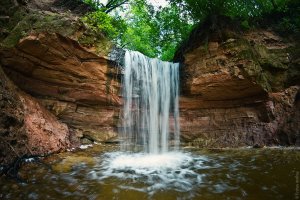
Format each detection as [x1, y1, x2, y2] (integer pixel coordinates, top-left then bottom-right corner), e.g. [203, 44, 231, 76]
[120, 50, 180, 153]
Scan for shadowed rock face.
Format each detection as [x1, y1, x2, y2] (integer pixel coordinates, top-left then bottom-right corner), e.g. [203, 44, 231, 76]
[177, 17, 300, 147]
[0, 66, 73, 165]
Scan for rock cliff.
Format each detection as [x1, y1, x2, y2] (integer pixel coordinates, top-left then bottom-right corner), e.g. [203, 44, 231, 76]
[176, 16, 300, 147]
[0, 0, 121, 164]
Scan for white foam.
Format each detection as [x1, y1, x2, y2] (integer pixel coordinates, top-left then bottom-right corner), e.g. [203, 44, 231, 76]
[79, 144, 93, 149]
[109, 152, 191, 170]
[24, 158, 36, 162]
[89, 151, 212, 194]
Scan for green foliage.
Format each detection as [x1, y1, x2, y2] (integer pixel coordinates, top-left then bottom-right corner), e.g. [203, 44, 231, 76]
[156, 4, 194, 60]
[118, 0, 194, 60]
[273, 0, 300, 34]
[82, 11, 116, 37]
[120, 0, 160, 58]
[81, 0, 192, 60]
[169, 0, 290, 21]
[82, 10, 126, 40]
[83, 0, 100, 10]
[81, 0, 300, 60]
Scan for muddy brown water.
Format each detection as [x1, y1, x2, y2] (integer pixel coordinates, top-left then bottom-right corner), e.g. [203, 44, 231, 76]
[1, 144, 299, 200]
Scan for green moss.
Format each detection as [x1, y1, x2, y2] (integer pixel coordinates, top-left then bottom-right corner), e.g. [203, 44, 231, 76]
[238, 49, 256, 60]
[288, 43, 300, 61]
[1, 10, 80, 48]
[256, 72, 272, 92]
[232, 40, 293, 92]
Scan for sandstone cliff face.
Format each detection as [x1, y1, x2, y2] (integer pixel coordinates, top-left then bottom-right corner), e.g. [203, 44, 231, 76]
[176, 17, 300, 147]
[0, 0, 121, 164]
[1, 33, 121, 143]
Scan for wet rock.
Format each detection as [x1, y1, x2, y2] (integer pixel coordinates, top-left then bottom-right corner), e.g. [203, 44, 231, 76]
[52, 155, 95, 173]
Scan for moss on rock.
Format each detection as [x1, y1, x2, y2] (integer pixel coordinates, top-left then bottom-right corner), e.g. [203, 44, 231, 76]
[2, 10, 79, 48]
[0, 3, 113, 56]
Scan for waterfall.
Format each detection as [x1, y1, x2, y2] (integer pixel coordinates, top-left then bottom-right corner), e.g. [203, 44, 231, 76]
[120, 50, 180, 153]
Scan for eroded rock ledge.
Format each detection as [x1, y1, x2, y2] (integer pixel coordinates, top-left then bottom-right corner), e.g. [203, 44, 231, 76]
[1, 32, 121, 144]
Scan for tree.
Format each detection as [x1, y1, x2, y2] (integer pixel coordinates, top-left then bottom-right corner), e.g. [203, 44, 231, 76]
[120, 0, 161, 57]
[168, 0, 291, 21]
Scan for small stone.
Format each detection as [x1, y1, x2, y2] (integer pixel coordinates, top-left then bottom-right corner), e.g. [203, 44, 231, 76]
[238, 75, 244, 79]
[12, 184, 19, 190]
[81, 138, 93, 145]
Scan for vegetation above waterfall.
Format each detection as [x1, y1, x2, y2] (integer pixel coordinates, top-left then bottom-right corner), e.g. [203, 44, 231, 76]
[82, 0, 299, 60]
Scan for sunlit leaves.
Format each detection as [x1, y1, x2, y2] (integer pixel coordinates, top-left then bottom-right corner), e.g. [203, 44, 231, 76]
[82, 10, 118, 38]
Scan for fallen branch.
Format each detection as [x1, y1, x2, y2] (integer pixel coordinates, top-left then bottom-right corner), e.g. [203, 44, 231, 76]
[4, 140, 21, 158]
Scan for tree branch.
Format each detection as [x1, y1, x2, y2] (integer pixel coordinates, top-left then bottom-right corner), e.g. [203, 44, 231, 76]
[105, 0, 129, 13]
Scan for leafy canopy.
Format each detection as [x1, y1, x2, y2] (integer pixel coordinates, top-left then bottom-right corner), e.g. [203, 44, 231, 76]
[82, 0, 299, 60]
